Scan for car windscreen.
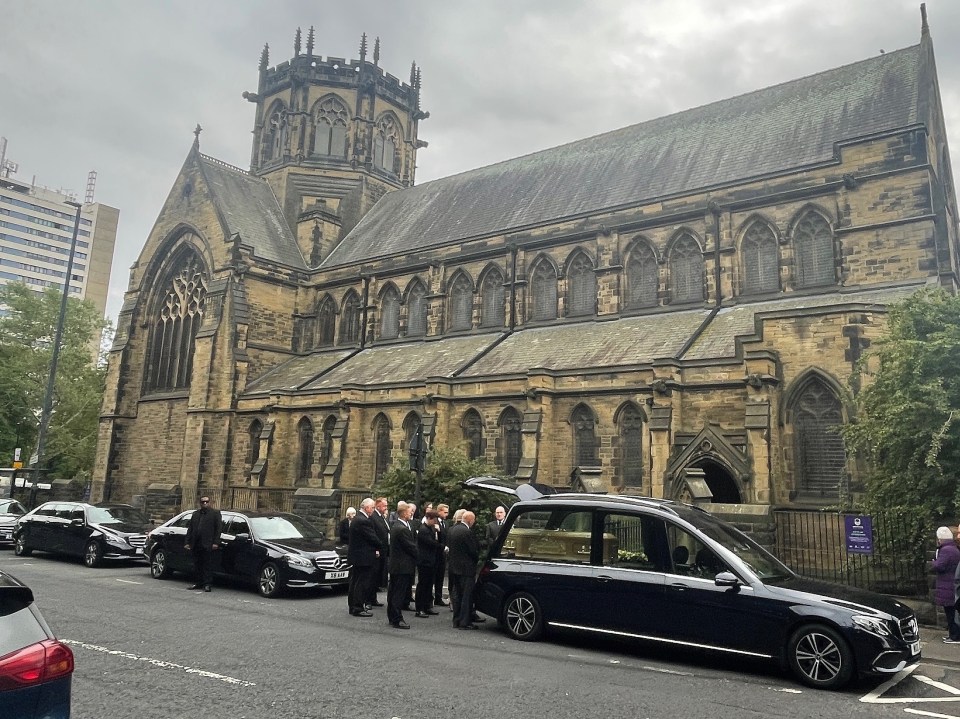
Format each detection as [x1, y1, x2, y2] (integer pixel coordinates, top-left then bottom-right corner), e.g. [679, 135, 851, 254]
[676, 508, 794, 581]
[87, 506, 148, 526]
[0, 501, 24, 516]
[249, 515, 323, 541]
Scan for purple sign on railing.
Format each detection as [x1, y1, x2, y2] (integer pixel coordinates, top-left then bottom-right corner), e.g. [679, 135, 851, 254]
[845, 515, 874, 555]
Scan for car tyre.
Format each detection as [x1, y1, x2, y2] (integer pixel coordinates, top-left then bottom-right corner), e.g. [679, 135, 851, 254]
[150, 548, 172, 579]
[503, 591, 544, 641]
[257, 562, 282, 598]
[787, 623, 854, 690]
[14, 536, 32, 556]
[83, 540, 103, 568]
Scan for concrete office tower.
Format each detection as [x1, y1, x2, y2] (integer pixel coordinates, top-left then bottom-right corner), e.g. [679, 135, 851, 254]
[0, 164, 118, 319]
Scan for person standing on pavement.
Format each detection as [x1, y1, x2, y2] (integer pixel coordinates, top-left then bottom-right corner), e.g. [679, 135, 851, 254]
[387, 501, 417, 629]
[433, 504, 450, 606]
[347, 498, 382, 617]
[415, 510, 441, 617]
[932, 525, 960, 642]
[372, 497, 391, 598]
[339, 507, 356, 545]
[447, 510, 480, 629]
[184, 496, 222, 592]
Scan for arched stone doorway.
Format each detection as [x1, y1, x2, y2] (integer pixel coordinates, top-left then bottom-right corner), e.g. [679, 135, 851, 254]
[694, 459, 742, 503]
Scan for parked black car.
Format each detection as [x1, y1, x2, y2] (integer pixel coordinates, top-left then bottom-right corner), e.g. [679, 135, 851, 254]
[464, 477, 921, 690]
[145, 509, 350, 598]
[13, 502, 151, 567]
[0, 499, 27, 547]
[0, 568, 74, 718]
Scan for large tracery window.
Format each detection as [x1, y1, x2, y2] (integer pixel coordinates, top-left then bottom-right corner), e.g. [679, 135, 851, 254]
[669, 234, 704, 304]
[405, 280, 428, 337]
[625, 241, 658, 309]
[373, 414, 392, 482]
[312, 96, 349, 158]
[373, 115, 401, 174]
[793, 378, 846, 498]
[380, 285, 400, 340]
[618, 405, 644, 487]
[462, 409, 484, 460]
[339, 291, 362, 345]
[449, 273, 473, 331]
[567, 252, 596, 317]
[264, 104, 288, 163]
[498, 407, 522, 476]
[741, 222, 779, 295]
[530, 260, 558, 322]
[296, 417, 314, 486]
[794, 211, 835, 288]
[480, 268, 505, 328]
[316, 295, 336, 348]
[145, 250, 208, 392]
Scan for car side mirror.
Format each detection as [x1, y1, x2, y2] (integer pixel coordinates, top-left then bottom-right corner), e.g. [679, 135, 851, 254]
[714, 571, 740, 588]
[234, 533, 252, 543]
[71, 518, 85, 526]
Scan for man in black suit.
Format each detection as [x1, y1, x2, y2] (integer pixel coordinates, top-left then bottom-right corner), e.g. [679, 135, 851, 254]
[415, 510, 441, 617]
[447, 510, 481, 629]
[485, 505, 507, 546]
[184, 496, 223, 592]
[433, 504, 449, 606]
[387, 501, 417, 629]
[371, 497, 391, 599]
[347, 498, 383, 617]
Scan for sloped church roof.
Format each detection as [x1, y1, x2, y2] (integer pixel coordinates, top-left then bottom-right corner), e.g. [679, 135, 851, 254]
[322, 44, 922, 268]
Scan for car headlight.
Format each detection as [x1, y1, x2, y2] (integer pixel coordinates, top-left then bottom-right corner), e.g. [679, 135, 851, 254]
[852, 614, 892, 637]
[283, 554, 312, 568]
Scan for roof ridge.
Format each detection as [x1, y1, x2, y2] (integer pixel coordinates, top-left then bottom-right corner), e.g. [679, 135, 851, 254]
[199, 153, 251, 176]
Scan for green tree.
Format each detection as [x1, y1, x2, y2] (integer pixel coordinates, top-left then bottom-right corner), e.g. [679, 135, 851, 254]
[0, 283, 110, 479]
[844, 287, 960, 523]
[376, 446, 505, 528]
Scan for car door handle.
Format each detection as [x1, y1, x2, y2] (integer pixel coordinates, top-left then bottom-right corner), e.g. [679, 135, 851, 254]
[596, 574, 613, 582]
[669, 582, 688, 591]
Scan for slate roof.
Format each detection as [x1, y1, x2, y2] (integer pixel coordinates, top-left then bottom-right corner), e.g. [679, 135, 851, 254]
[322, 45, 922, 269]
[197, 154, 307, 269]
[244, 349, 356, 394]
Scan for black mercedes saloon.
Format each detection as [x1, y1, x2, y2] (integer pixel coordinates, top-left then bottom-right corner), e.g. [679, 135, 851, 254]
[465, 477, 920, 690]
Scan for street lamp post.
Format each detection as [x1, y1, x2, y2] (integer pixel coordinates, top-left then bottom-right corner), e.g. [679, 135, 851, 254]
[32, 200, 82, 500]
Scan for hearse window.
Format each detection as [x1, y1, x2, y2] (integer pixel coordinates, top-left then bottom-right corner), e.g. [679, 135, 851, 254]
[228, 517, 250, 535]
[499, 508, 593, 564]
[35, 504, 57, 517]
[600, 513, 664, 570]
[174, 512, 193, 529]
[666, 524, 728, 579]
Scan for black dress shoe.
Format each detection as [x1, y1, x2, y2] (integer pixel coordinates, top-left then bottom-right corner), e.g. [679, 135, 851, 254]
[391, 621, 410, 629]
[434, 599, 449, 606]
[415, 611, 431, 618]
[203, 586, 211, 592]
[470, 616, 486, 623]
[424, 609, 439, 615]
[369, 601, 385, 607]
[351, 610, 373, 617]
[458, 623, 479, 630]
[186, 584, 202, 590]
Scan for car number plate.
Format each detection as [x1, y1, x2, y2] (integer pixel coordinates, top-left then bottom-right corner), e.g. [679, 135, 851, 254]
[326, 570, 348, 580]
[910, 641, 920, 655]
[135, 548, 143, 555]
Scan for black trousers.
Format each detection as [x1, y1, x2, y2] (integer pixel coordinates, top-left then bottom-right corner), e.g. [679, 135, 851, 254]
[449, 572, 475, 627]
[191, 547, 215, 588]
[433, 553, 446, 601]
[415, 565, 435, 612]
[349, 564, 375, 613]
[388, 573, 413, 624]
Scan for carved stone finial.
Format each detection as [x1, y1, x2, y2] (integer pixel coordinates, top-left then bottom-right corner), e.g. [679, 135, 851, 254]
[306, 26, 315, 56]
[921, 3, 929, 37]
[410, 62, 417, 84]
[294, 27, 301, 56]
[373, 37, 380, 65]
[259, 43, 269, 72]
[192, 123, 202, 149]
[359, 33, 367, 61]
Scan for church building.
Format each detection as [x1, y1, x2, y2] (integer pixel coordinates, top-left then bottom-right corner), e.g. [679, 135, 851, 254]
[92, 17, 959, 531]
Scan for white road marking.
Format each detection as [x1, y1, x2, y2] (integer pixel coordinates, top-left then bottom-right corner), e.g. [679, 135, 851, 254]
[773, 688, 803, 694]
[640, 666, 693, 676]
[916, 676, 960, 696]
[115, 579, 143, 585]
[904, 709, 960, 718]
[63, 640, 256, 687]
[861, 665, 919, 703]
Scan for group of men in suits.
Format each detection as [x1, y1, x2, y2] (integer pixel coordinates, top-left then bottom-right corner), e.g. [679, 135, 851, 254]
[345, 495, 496, 630]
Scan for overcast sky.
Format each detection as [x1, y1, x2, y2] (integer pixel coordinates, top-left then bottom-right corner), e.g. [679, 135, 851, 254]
[2, 0, 958, 322]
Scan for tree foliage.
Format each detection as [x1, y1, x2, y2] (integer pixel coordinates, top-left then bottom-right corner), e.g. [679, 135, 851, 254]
[844, 287, 960, 523]
[0, 283, 110, 479]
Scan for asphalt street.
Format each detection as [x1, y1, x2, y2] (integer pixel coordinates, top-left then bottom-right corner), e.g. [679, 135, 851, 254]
[3, 551, 960, 719]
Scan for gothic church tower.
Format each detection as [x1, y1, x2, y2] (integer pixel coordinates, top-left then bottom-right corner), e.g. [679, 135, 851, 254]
[244, 30, 428, 266]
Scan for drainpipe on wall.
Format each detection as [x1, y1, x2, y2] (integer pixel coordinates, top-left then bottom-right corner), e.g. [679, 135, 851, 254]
[708, 201, 723, 307]
[509, 243, 518, 330]
[360, 272, 370, 349]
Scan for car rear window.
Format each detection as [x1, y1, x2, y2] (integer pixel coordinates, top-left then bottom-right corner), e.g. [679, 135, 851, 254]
[0, 603, 48, 656]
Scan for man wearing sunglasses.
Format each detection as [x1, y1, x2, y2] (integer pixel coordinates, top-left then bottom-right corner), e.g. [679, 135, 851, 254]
[184, 496, 223, 592]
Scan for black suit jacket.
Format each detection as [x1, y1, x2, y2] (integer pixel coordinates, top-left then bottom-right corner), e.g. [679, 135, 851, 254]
[372, 511, 391, 556]
[185, 508, 222, 550]
[347, 511, 382, 567]
[389, 521, 418, 575]
[417, 522, 441, 567]
[485, 519, 503, 545]
[447, 521, 480, 575]
[338, 518, 351, 544]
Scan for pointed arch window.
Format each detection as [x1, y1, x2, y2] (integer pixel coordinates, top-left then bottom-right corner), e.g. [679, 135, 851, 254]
[319, 415, 337, 472]
[264, 105, 287, 163]
[316, 295, 336, 348]
[462, 409, 484, 460]
[572, 405, 599, 467]
[374, 115, 400, 174]
[374, 415, 391, 481]
[145, 249, 208, 392]
[380, 285, 400, 340]
[498, 408, 522, 476]
[794, 211, 834, 288]
[312, 96, 349, 158]
[741, 222, 779, 295]
[669, 234, 703, 304]
[625, 241, 658, 309]
[480, 268, 505, 328]
[618, 406, 644, 487]
[403, 412, 421, 451]
[449, 273, 473, 331]
[339, 291, 362, 345]
[793, 378, 846, 497]
[296, 417, 314, 486]
[530, 260, 558, 321]
[567, 252, 596, 317]
[405, 280, 428, 337]
[247, 419, 263, 467]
